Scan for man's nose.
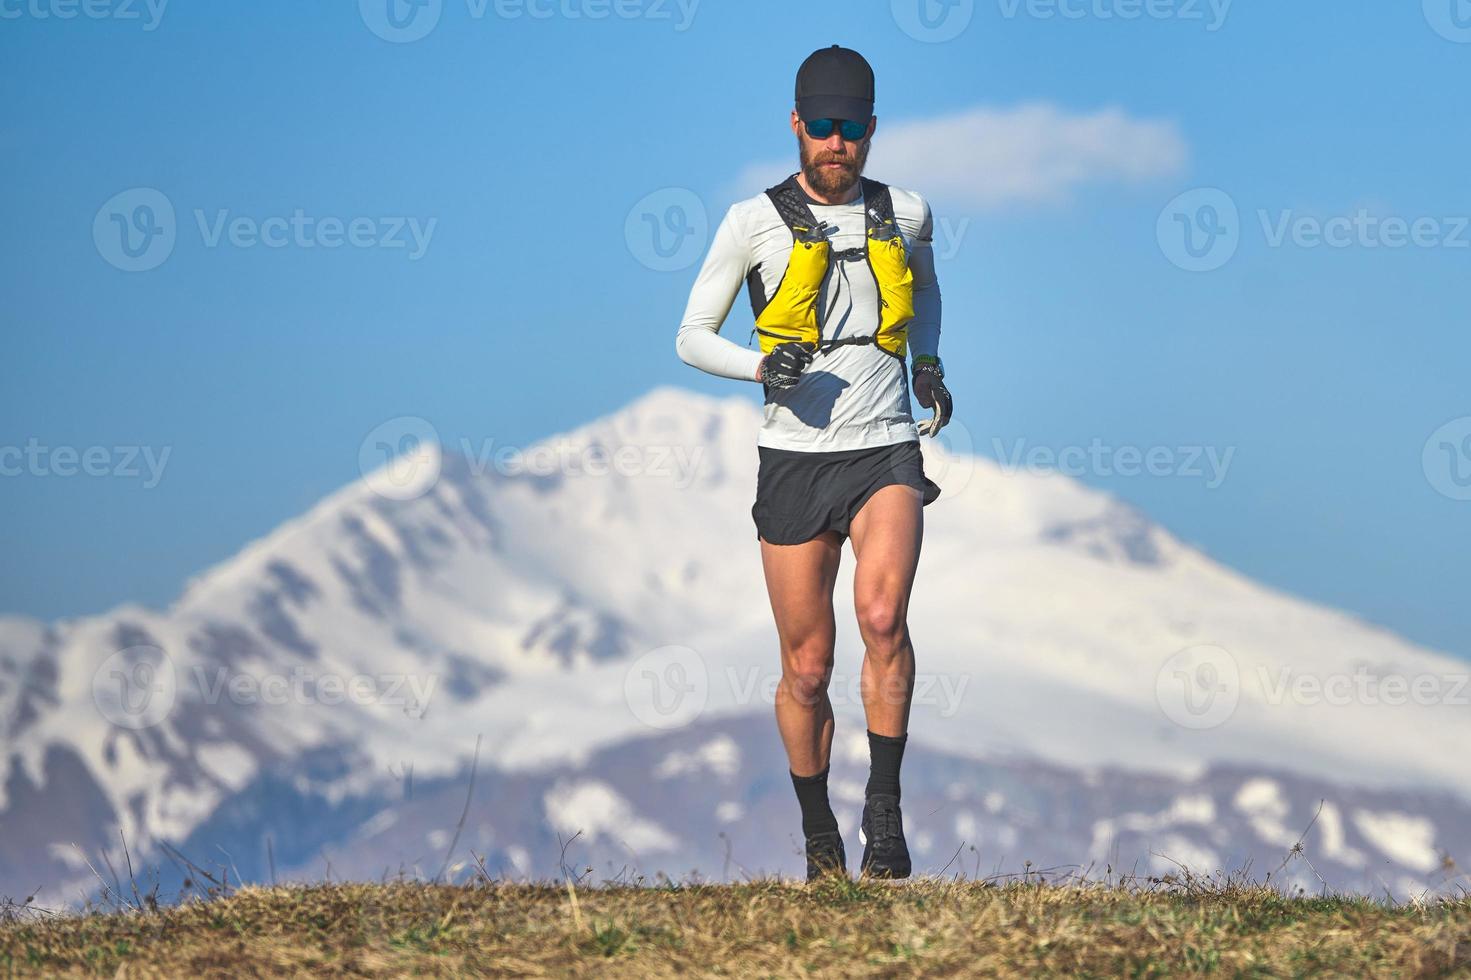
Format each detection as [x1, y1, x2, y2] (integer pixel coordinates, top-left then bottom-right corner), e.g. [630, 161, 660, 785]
[824, 131, 848, 151]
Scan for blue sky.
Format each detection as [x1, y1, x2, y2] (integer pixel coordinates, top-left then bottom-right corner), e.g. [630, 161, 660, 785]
[2, 0, 1468, 659]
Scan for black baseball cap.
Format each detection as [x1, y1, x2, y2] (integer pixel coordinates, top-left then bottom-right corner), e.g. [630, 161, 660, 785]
[794, 45, 874, 123]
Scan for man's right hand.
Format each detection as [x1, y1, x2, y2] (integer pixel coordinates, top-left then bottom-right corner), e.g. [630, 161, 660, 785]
[760, 341, 816, 390]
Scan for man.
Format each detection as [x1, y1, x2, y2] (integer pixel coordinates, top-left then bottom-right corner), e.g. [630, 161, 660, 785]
[675, 45, 952, 881]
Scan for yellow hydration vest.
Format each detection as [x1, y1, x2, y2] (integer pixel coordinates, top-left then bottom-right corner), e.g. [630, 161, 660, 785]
[747, 176, 915, 360]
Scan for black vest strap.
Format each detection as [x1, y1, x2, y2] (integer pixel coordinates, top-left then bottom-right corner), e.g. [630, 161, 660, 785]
[764, 176, 823, 239]
[859, 177, 895, 235]
[764, 175, 895, 238]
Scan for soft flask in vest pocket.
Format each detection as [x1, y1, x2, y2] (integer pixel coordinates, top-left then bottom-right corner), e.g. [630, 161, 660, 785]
[867, 219, 915, 358]
[754, 223, 828, 355]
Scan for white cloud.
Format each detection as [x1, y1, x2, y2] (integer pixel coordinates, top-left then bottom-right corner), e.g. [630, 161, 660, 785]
[730, 103, 1188, 211]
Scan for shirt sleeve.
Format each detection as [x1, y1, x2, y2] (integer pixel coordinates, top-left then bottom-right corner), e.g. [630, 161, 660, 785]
[675, 205, 765, 382]
[906, 197, 942, 363]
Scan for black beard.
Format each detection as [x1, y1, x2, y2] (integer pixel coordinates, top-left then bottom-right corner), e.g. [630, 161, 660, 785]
[799, 136, 869, 198]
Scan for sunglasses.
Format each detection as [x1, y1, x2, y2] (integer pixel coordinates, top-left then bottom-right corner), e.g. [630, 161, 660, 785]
[804, 117, 870, 141]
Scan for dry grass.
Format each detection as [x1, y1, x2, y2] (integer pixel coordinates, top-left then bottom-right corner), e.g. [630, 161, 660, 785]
[3, 875, 1470, 977]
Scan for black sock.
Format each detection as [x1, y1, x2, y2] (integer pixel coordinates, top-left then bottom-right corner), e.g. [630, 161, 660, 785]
[791, 766, 839, 838]
[865, 730, 908, 800]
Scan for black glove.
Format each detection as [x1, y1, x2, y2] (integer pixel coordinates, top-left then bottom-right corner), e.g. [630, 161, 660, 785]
[913, 362, 952, 437]
[761, 341, 815, 390]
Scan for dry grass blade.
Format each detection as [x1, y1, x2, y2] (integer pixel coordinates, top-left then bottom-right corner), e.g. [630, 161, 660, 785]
[2, 878, 1470, 977]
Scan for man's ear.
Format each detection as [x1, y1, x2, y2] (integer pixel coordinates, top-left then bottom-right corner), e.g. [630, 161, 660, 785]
[790, 109, 803, 135]
[867, 116, 878, 140]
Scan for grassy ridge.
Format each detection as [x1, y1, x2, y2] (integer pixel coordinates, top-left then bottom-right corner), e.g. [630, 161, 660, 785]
[3, 878, 1470, 977]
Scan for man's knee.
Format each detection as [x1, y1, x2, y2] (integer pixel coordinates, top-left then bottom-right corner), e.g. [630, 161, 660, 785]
[781, 637, 834, 703]
[856, 595, 907, 653]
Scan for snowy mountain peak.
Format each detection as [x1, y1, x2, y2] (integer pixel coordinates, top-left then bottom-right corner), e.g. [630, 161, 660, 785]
[1, 387, 1468, 902]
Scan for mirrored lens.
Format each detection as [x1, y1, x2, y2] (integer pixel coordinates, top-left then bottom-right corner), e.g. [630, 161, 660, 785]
[804, 118, 836, 139]
[805, 118, 868, 141]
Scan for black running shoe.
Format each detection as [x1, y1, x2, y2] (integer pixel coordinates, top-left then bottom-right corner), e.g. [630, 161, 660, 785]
[804, 830, 848, 881]
[860, 794, 911, 879]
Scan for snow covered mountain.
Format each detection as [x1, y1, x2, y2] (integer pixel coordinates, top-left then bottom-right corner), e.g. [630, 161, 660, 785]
[2, 387, 1469, 904]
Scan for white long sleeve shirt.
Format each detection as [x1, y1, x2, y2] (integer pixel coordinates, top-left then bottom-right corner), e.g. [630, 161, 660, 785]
[675, 178, 941, 452]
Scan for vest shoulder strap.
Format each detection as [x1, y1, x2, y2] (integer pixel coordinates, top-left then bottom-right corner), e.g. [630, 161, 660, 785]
[765, 175, 897, 236]
[764, 173, 900, 235]
[859, 178, 895, 233]
[764, 176, 822, 237]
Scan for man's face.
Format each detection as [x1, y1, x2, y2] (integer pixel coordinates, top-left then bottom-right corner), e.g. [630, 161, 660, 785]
[794, 113, 874, 197]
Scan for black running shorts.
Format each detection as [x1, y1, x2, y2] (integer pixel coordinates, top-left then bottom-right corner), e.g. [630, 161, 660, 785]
[751, 440, 942, 545]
